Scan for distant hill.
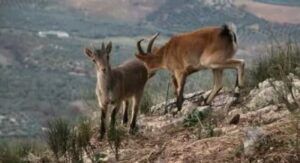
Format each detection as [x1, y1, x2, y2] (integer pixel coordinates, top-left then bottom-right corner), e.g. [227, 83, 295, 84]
[235, 0, 300, 25]
[146, 0, 300, 44]
[255, 0, 300, 6]
[64, 0, 167, 22]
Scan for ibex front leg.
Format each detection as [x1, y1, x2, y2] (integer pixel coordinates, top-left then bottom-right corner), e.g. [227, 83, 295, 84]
[175, 72, 187, 111]
[171, 74, 178, 96]
[100, 104, 107, 140]
[110, 103, 121, 128]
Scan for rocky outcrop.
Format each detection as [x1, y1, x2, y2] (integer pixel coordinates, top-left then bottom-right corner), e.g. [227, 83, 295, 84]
[247, 73, 300, 109]
[111, 75, 299, 162]
[24, 75, 299, 163]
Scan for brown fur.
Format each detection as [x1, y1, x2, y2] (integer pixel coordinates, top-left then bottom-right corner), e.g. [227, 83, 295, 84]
[85, 42, 151, 138]
[136, 25, 245, 111]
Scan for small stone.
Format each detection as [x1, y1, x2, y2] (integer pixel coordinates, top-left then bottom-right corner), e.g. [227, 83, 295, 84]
[243, 127, 266, 157]
[213, 128, 222, 136]
[195, 105, 211, 115]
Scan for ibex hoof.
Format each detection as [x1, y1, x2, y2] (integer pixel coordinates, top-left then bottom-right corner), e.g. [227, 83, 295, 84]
[234, 92, 240, 98]
[123, 119, 128, 126]
[171, 109, 180, 117]
[234, 86, 241, 98]
[98, 134, 105, 141]
[198, 96, 210, 106]
[129, 127, 138, 135]
[201, 101, 211, 107]
[176, 102, 183, 112]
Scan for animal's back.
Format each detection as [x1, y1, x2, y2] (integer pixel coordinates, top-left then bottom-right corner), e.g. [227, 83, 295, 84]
[115, 59, 148, 97]
[163, 25, 237, 69]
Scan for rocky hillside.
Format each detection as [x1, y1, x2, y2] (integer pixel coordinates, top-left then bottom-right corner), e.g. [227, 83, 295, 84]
[88, 74, 300, 162]
[1, 0, 300, 139]
[2, 73, 299, 162]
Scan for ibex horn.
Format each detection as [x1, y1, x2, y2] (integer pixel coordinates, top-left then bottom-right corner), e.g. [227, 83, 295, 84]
[147, 32, 160, 53]
[137, 39, 146, 55]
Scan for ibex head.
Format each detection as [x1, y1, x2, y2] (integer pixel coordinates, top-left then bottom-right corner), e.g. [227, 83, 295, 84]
[84, 42, 113, 105]
[85, 42, 112, 75]
[135, 33, 162, 72]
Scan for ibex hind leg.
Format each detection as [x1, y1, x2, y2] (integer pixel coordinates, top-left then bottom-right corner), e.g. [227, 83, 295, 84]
[122, 100, 130, 125]
[208, 59, 245, 100]
[234, 74, 240, 98]
[204, 69, 223, 105]
[235, 59, 245, 98]
[129, 94, 142, 134]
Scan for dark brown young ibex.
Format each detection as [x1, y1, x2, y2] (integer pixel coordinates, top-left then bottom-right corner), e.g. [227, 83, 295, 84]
[84, 41, 156, 138]
[136, 24, 245, 111]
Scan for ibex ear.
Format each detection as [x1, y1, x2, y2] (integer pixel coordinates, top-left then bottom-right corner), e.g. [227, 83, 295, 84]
[101, 43, 105, 51]
[84, 48, 94, 59]
[106, 41, 112, 54]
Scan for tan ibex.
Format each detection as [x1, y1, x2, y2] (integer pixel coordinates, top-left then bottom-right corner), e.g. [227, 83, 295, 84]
[84, 41, 156, 138]
[136, 24, 245, 111]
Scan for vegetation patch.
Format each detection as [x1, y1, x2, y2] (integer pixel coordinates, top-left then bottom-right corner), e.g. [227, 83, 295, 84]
[249, 41, 300, 87]
[0, 139, 46, 163]
[183, 108, 222, 139]
[45, 118, 100, 162]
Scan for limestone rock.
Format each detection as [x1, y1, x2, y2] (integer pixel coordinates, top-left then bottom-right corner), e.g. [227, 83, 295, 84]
[247, 74, 300, 109]
[243, 127, 266, 157]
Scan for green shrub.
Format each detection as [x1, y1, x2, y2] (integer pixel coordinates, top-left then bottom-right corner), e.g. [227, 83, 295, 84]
[183, 109, 206, 127]
[69, 118, 93, 162]
[183, 109, 219, 139]
[68, 131, 83, 162]
[46, 118, 96, 162]
[107, 125, 125, 160]
[249, 41, 300, 87]
[76, 119, 93, 150]
[0, 141, 29, 163]
[196, 121, 216, 139]
[46, 118, 71, 160]
[0, 139, 45, 163]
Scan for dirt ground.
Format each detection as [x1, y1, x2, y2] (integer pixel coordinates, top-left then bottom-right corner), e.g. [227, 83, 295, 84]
[90, 90, 298, 163]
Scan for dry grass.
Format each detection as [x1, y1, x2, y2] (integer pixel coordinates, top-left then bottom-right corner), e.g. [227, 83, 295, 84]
[248, 41, 300, 87]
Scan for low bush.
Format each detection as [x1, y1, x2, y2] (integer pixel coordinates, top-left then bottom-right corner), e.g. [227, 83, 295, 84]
[249, 41, 300, 87]
[46, 118, 71, 160]
[0, 139, 46, 163]
[183, 108, 219, 139]
[108, 125, 125, 161]
[46, 118, 94, 162]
